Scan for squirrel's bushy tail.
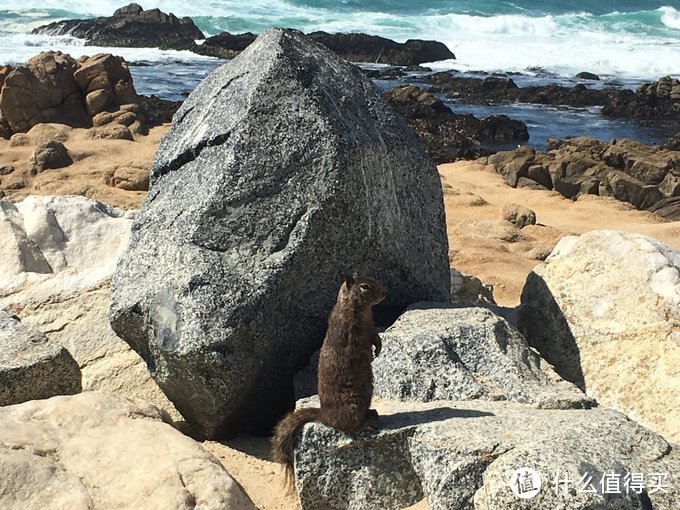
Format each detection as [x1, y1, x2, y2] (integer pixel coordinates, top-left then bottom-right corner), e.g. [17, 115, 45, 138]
[271, 407, 320, 491]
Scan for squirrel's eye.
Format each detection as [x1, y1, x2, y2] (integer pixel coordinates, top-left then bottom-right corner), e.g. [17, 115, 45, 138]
[359, 283, 370, 291]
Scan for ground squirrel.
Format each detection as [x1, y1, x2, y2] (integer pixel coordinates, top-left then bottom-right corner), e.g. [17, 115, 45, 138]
[271, 273, 385, 487]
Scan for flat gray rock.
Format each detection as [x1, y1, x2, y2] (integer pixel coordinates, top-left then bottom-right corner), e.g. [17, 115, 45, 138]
[373, 304, 592, 409]
[0, 309, 80, 406]
[110, 28, 450, 438]
[293, 398, 679, 510]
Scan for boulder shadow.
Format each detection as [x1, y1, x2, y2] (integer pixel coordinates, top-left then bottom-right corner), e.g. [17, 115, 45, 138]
[379, 407, 494, 431]
[518, 272, 586, 392]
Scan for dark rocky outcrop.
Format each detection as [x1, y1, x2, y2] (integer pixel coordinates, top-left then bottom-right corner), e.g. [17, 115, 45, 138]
[664, 132, 680, 151]
[308, 32, 455, 66]
[481, 137, 680, 219]
[384, 84, 529, 164]
[423, 73, 680, 121]
[193, 32, 258, 59]
[109, 29, 450, 439]
[136, 94, 182, 124]
[575, 71, 600, 80]
[32, 3, 204, 50]
[604, 75, 680, 119]
[195, 30, 455, 66]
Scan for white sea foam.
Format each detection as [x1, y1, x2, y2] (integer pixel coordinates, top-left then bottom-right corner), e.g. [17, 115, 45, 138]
[0, 34, 217, 66]
[660, 6, 680, 29]
[421, 12, 680, 80]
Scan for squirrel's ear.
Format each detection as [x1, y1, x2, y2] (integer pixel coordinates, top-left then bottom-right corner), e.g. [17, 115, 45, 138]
[344, 273, 355, 287]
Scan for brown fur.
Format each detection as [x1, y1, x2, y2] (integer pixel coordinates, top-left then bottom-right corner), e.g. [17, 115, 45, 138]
[270, 274, 385, 489]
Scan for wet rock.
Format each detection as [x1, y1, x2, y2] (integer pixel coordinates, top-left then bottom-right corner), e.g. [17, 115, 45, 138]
[385, 84, 528, 164]
[575, 71, 600, 80]
[110, 29, 450, 439]
[194, 32, 258, 59]
[421, 73, 680, 121]
[308, 31, 455, 66]
[195, 30, 455, 66]
[136, 94, 182, 124]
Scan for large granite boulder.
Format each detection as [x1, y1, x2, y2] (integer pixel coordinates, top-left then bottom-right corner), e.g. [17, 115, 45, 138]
[32, 3, 204, 50]
[518, 230, 680, 443]
[293, 397, 679, 510]
[0, 196, 179, 419]
[110, 28, 450, 438]
[0, 309, 80, 406]
[0, 392, 256, 509]
[194, 30, 455, 66]
[373, 305, 592, 409]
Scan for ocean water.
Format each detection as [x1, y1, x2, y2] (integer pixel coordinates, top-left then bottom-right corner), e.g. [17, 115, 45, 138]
[0, 1, 678, 146]
[0, 1, 679, 79]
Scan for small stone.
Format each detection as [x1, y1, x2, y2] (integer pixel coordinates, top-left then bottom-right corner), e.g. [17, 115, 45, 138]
[88, 124, 134, 141]
[29, 140, 73, 174]
[501, 203, 536, 229]
[575, 71, 600, 80]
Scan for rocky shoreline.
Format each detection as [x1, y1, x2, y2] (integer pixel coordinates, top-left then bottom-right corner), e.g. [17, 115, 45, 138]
[33, 3, 455, 67]
[479, 137, 680, 220]
[1, 17, 680, 510]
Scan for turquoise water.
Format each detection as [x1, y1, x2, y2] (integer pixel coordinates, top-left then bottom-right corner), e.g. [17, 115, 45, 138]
[0, 1, 678, 78]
